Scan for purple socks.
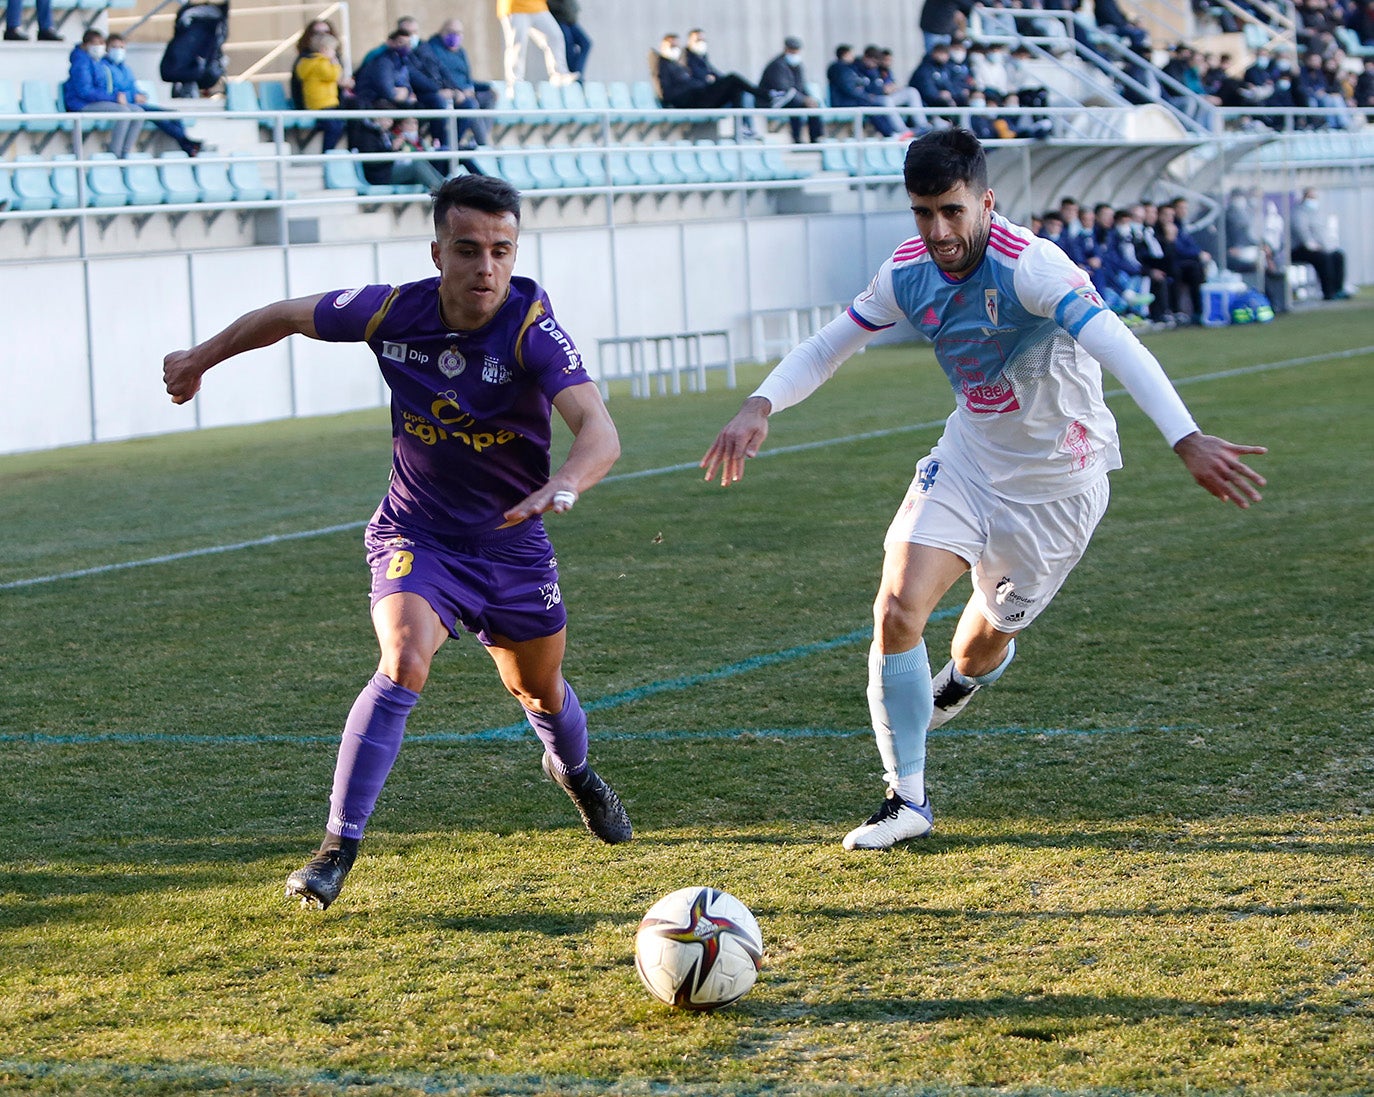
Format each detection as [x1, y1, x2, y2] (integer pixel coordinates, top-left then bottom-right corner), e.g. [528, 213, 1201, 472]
[327, 671, 420, 840]
[523, 680, 589, 777]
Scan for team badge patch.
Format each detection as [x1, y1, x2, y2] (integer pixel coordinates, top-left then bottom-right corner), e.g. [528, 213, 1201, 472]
[438, 346, 466, 378]
[985, 289, 999, 326]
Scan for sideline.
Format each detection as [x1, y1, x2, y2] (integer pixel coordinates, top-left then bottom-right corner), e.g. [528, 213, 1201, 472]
[2, 345, 1369, 593]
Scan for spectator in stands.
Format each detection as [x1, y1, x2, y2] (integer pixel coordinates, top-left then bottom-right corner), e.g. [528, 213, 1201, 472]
[984, 89, 1053, 138]
[295, 16, 338, 61]
[1100, 206, 1154, 323]
[910, 41, 968, 124]
[1093, 0, 1150, 51]
[103, 33, 207, 157]
[946, 38, 978, 103]
[970, 41, 1012, 98]
[757, 36, 824, 144]
[1224, 186, 1287, 309]
[1354, 56, 1374, 108]
[353, 29, 420, 111]
[1298, 50, 1352, 127]
[1159, 198, 1210, 324]
[160, 1, 230, 98]
[292, 30, 350, 150]
[1133, 201, 1172, 324]
[1264, 48, 1308, 129]
[1037, 208, 1065, 246]
[64, 29, 140, 159]
[653, 32, 759, 137]
[547, 0, 590, 82]
[1289, 187, 1349, 299]
[876, 46, 934, 132]
[346, 110, 446, 190]
[5, 0, 59, 41]
[919, 0, 974, 53]
[828, 44, 898, 137]
[1353, 0, 1374, 45]
[683, 28, 762, 111]
[497, 0, 573, 89]
[416, 19, 498, 149]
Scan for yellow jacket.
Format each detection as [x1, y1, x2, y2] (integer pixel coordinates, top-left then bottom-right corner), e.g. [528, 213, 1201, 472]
[294, 53, 342, 110]
[497, 0, 550, 17]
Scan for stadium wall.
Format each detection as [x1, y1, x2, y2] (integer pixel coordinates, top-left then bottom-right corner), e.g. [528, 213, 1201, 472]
[0, 206, 916, 455]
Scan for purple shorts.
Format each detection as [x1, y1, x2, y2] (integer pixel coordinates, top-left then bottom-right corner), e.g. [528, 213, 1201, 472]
[365, 521, 566, 644]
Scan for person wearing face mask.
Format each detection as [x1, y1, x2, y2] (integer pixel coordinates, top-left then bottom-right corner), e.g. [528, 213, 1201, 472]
[653, 32, 761, 138]
[63, 29, 141, 159]
[352, 28, 421, 112]
[497, 0, 573, 90]
[757, 36, 824, 143]
[416, 19, 498, 149]
[100, 33, 209, 156]
[1289, 188, 1349, 300]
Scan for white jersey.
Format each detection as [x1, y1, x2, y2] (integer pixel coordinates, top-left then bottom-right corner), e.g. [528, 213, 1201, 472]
[755, 211, 1198, 504]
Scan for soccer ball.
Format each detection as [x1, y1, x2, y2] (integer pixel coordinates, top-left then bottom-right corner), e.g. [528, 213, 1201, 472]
[634, 887, 763, 1010]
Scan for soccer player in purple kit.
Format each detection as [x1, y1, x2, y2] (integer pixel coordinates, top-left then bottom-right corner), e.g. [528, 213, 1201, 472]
[163, 174, 631, 910]
[702, 129, 1267, 852]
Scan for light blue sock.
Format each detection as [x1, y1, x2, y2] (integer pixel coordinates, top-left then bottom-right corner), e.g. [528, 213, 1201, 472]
[866, 640, 932, 805]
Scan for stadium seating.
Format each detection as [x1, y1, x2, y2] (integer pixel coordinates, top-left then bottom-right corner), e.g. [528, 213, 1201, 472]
[157, 150, 202, 204]
[495, 152, 539, 192]
[192, 156, 236, 204]
[123, 151, 167, 205]
[86, 152, 131, 207]
[574, 150, 609, 187]
[0, 80, 23, 142]
[10, 156, 58, 210]
[322, 148, 426, 197]
[550, 150, 589, 188]
[48, 154, 80, 208]
[20, 80, 71, 142]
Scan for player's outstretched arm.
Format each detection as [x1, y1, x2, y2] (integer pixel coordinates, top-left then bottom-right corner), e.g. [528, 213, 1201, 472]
[163, 294, 326, 405]
[1173, 431, 1267, 509]
[502, 381, 621, 523]
[700, 396, 772, 487]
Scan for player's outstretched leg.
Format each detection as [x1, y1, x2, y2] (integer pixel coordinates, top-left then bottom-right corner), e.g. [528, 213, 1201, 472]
[541, 751, 633, 844]
[286, 836, 359, 910]
[929, 638, 1016, 730]
[845, 641, 936, 851]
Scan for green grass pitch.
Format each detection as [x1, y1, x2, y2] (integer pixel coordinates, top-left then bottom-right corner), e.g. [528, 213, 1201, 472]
[1, 298, 1371, 1096]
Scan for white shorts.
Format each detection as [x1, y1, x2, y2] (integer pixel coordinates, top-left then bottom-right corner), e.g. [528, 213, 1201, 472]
[883, 450, 1110, 632]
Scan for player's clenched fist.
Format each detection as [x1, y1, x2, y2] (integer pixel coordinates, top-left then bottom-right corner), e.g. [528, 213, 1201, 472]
[163, 349, 206, 405]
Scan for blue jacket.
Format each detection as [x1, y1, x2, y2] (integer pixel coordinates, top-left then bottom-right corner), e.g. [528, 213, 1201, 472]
[64, 45, 119, 109]
[353, 46, 413, 106]
[104, 57, 141, 101]
[827, 60, 878, 108]
[416, 35, 477, 92]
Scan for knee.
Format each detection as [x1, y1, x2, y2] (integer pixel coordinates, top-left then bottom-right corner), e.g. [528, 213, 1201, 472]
[379, 648, 432, 693]
[504, 674, 563, 714]
[873, 591, 925, 653]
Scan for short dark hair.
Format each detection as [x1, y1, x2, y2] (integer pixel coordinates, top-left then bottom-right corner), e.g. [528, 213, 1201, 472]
[903, 127, 988, 197]
[432, 174, 522, 234]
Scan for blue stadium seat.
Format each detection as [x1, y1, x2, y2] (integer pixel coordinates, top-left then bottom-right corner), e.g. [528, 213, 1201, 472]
[630, 81, 662, 114]
[560, 80, 597, 125]
[579, 80, 612, 125]
[256, 80, 311, 132]
[227, 151, 271, 200]
[157, 150, 201, 204]
[86, 152, 131, 207]
[624, 148, 660, 185]
[820, 139, 859, 174]
[495, 152, 538, 191]
[574, 150, 609, 187]
[603, 149, 641, 187]
[761, 146, 806, 180]
[48, 153, 81, 207]
[123, 151, 167, 204]
[550, 150, 588, 188]
[702, 141, 741, 181]
[671, 143, 710, 185]
[192, 156, 235, 203]
[11, 156, 58, 210]
[504, 80, 542, 128]
[524, 149, 562, 189]
[0, 80, 23, 135]
[323, 148, 363, 191]
[606, 81, 636, 124]
[20, 80, 70, 135]
[224, 81, 260, 113]
[649, 147, 689, 185]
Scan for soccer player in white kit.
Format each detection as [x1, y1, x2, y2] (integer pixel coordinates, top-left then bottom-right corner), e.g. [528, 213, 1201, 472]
[701, 128, 1267, 851]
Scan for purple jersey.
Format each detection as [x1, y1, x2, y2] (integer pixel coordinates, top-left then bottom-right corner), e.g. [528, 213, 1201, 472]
[313, 276, 591, 540]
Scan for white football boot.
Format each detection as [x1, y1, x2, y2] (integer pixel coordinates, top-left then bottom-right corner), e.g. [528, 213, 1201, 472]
[842, 789, 934, 850]
[928, 658, 980, 730]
